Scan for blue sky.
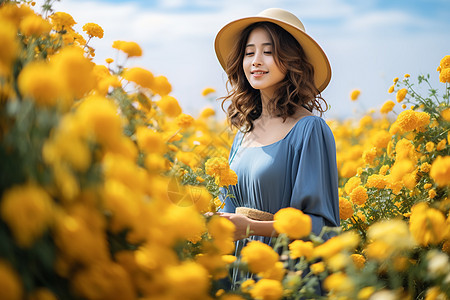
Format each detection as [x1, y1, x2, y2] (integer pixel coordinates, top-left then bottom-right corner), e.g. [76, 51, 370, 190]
[38, 0, 449, 120]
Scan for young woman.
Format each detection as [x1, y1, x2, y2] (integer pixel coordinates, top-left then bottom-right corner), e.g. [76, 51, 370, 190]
[214, 8, 340, 287]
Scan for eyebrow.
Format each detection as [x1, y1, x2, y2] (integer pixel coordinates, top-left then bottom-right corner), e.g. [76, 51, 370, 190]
[245, 42, 272, 48]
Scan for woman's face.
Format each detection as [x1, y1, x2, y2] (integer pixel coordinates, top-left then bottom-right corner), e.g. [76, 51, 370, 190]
[243, 27, 286, 99]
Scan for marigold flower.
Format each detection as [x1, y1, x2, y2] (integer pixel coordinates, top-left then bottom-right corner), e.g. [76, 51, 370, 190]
[112, 40, 142, 57]
[310, 262, 325, 274]
[323, 272, 354, 293]
[436, 139, 447, 151]
[18, 61, 64, 107]
[350, 186, 368, 206]
[441, 108, 450, 122]
[199, 107, 216, 118]
[396, 88, 407, 103]
[426, 141, 435, 152]
[208, 215, 235, 243]
[135, 126, 166, 154]
[365, 174, 387, 189]
[339, 197, 354, 220]
[351, 253, 365, 269]
[157, 95, 182, 117]
[288, 240, 313, 259]
[395, 110, 421, 132]
[258, 261, 285, 281]
[388, 85, 395, 93]
[0, 184, 54, 247]
[350, 89, 360, 101]
[205, 157, 229, 177]
[50, 11, 76, 29]
[249, 278, 283, 300]
[176, 113, 195, 129]
[344, 176, 361, 195]
[313, 231, 359, 259]
[20, 14, 52, 36]
[362, 146, 377, 165]
[371, 130, 391, 149]
[438, 55, 450, 70]
[410, 202, 447, 246]
[273, 207, 311, 239]
[402, 104, 407, 109]
[217, 168, 238, 187]
[439, 68, 450, 83]
[379, 164, 389, 175]
[152, 75, 172, 96]
[428, 189, 437, 199]
[404, 73, 410, 78]
[0, 260, 23, 300]
[122, 67, 154, 90]
[0, 20, 19, 69]
[51, 46, 96, 100]
[165, 262, 210, 299]
[430, 155, 450, 186]
[380, 100, 395, 114]
[241, 241, 279, 273]
[82, 22, 104, 38]
[202, 87, 216, 97]
[105, 58, 113, 64]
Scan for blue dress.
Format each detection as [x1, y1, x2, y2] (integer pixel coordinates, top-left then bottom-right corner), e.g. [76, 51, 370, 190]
[220, 115, 340, 287]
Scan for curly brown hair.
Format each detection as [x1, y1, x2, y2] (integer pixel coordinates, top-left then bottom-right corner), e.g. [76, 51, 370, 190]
[220, 22, 328, 132]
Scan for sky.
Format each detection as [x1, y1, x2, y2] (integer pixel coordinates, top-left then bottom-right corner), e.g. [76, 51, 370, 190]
[36, 0, 449, 120]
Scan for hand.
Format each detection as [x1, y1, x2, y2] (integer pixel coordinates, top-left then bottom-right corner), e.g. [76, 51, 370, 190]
[218, 212, 253, 241]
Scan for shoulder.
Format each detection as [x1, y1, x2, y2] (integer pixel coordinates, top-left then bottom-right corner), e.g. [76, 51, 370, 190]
[288, 115, 335, 148]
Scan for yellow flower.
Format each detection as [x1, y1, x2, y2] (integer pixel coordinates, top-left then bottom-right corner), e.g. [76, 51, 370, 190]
[217, 168, 238, 187]
[344, 176, 361, 195]
[205, 157, 229, 177]
[351, 253, 365, 269]
[439, 68, 450, 83]
[441, 107, 450, 122]
[51, 46, 96, 100]
[18, 61, 64, 107]
[350, 89, 360, 101]
[339, 197, 354, 220]
[379, 164, 390, 175]
[404, 73, 410, 78]
[350, 186, 368, 206]
[362, 146, 377, 165]
[380, 100, 395, 114]
[310, 261, 325, 274]
[370, 130, 391, 149]
[72, 261, 136, 300]
[157, 95, 182, 117]
[249, 279, 283, 300]
[241, 241, 279, 273]
[50, 11, 76, 29]
[365, 174, 387, 189]
[82, 22, 104, 38]
[135, 126, 166, 154]
[165, 262, 210, 299]
[426, 141, 435, 152]
[388, 85, 395, 93]
[313, 231, 359, 259]
[430, 155, 450, 186]
[410, 202, 447, 246]
[402, 104, 407, 109]
[423, 183, 432, 189]
[202, 87, 216, 96]
[428, 189, 437, 199]
[0, 20, 19, 71]
[396, 88, 407, 103]
[208, 215, 235, 254]
[368, 219, 415, 254]
[176, 113, 195, 129]
[438, 55, 450, 70]
[112, 40, 142, 57]
[19, 13, 52, 36]
[0, 184, 54, 247]
[393, 77, 399, 83]
[199, 107, 216, 118]
[436, 139, 447, 151]
[358, 287, 375, 300]
[0, 260, 23, 300]
[273, 207, 312, 239]
[258, 261, 285, 281]
[288, 240, 313, 259]
[122, 67, 154, 90]
[152, 75, 172, 96]
[240, 279, 255, 293]
[323, 272, 354, 293]
[105, 58, 114, 64]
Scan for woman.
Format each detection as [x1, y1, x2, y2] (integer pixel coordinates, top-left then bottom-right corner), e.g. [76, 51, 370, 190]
[214, 8, 340, 286]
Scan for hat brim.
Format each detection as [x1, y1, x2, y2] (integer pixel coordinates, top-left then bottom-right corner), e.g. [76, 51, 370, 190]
[214, 15, 332, 93]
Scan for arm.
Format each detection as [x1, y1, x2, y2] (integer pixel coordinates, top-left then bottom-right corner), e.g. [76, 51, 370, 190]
[218, 212, 277, 241]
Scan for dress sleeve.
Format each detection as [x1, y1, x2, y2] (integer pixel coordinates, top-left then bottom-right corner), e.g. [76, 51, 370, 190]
[289, 118, 340, 238]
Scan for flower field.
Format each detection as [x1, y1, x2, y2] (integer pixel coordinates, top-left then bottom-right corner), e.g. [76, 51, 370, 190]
[1, 1, 449, 300]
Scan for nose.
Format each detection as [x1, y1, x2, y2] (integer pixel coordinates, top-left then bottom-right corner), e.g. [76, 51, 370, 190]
[252, 51, 263, 66]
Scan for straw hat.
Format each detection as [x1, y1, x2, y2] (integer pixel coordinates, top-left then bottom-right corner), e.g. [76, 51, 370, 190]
[214, 8, 331, 92]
